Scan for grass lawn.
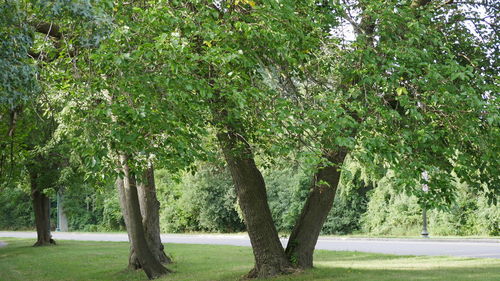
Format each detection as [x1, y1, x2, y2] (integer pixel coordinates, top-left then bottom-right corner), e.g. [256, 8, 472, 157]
[0, 238, 499, 281]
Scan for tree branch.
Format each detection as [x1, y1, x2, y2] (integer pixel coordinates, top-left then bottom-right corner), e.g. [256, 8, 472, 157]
[33, 22, 62, 39]
[411, 0, 432, 8]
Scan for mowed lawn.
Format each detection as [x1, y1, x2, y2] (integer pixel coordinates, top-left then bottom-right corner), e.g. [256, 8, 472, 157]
[0, 238, 499, 281]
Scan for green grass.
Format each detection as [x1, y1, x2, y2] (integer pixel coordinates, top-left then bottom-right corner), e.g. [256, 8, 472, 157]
[0, 238, 499, 281]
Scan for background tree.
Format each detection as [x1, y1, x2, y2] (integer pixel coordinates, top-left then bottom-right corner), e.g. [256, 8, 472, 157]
[1, 0, 114, 247]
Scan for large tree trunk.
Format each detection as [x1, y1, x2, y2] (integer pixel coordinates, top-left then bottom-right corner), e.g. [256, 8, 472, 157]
[217, 131, 292, 278]
[137, 163, 171, 264]
[119, 155, 169, 279]
[285, 150, 347, 269]
[30, 173, 55, 247]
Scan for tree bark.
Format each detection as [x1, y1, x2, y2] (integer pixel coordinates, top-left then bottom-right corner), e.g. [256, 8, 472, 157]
[117, 165, 171, 270]
[116, 177, 130, 232]
[30, 173, 55, 247]
[285, 150, 347, 269]
[116, 177, 142, 269]
[137, 163, 171, 264]
[217, 131, 292, 278]
[411, 0, 431, 8]
[119, 155, 169, 279]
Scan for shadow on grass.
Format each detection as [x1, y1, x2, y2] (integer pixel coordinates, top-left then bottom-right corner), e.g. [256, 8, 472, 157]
[274, 250, 500, 281]
[0, 238, 498, 281]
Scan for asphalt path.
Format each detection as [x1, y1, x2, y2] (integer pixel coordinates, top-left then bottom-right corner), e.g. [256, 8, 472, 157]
[0, 231, 499, 258]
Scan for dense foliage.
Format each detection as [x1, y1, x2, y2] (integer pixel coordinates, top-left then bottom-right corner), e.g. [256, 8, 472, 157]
[1, 0, 498, 278]
[2, 158, 497, 236]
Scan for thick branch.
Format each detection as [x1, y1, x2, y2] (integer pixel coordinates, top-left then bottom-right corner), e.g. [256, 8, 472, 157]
[33, 22, 62, 39]
[411, 0, 432, 8]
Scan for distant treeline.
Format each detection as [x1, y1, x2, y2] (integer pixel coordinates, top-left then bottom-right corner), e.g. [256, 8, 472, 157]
[2, 158, 497, 237]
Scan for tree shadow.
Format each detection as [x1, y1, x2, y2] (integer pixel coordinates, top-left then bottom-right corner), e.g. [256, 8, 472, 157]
[272, 251, 500, 281]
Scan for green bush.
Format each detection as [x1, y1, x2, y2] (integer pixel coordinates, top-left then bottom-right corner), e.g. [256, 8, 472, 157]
[264, 164, 309, 233]
[428, 184, 499, 236]
[156, 164, 245, 233]
[360, 176, 499, 237]
[101, 190, 125, 231]
[322, 170, 373, 235]
[361, 176, 422, 236]
[0, 184, 34, 230]
[63, 183, 123, 232]
[2, 158, 497, 237]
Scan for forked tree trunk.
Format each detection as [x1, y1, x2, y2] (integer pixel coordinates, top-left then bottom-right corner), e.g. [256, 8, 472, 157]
[116, 166, 171, 270]
[30, 173, 55, 247]
[285, 150, 347, 268]
[217, 131, 292, 278]
[137, 163, 171, 264]
[119, 155, 169, 279]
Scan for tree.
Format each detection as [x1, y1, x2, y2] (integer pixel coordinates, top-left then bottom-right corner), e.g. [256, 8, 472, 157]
[107, 0, 500, 276]
[116, 163, 171, 270]
[137, 164, 171, 264]
[1, 0, 116, 250]
[58, 2, 208, 278]
[3, 0, 496, 279]
[118, 155, 169, 279]
[0, 1, 61, 246]
[163, 1, 327, 277]
[280, 0, 499, 267]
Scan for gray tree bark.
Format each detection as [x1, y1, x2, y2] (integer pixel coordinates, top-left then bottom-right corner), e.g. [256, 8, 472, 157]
[57, 190, 69, 232]
[285, 150, 346, 268]
[119, 155, 169, 279]
[137, 163, 171, 264]
[217, 130, 292, 278]
[115, 177, 141, 269]
[116, 164, 171, 270]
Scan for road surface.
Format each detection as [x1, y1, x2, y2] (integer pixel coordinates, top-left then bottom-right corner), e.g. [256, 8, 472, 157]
[1, 231, 498, 258]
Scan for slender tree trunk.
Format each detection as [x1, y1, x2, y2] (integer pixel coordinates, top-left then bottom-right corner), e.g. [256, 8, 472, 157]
[30, 173, 55, 247]
[285, 150, 347, 269]
[116, 178, 130, 231]
[137, 163, 171, 264]
[116, 177, 142, 269]
[119, 155, 169, 279]
[217, 131, 292, 278]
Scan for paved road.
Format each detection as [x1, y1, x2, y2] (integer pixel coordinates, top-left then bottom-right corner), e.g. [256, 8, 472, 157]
[1, 231, 499, 258]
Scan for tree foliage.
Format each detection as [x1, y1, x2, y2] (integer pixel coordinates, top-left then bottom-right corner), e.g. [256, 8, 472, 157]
[0, 0, 498, 278]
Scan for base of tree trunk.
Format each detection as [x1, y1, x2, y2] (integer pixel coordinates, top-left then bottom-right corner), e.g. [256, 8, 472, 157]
[217, 130, 293, 279]
[245, 263, 296, 279]
[120, 155, 170, 280]
[129, 247, 172, 270]
[157, 246, 172, 264]
[33, 239, 56, 247]
[286, 245, 314, 269]
[128, 248, 142, 270]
